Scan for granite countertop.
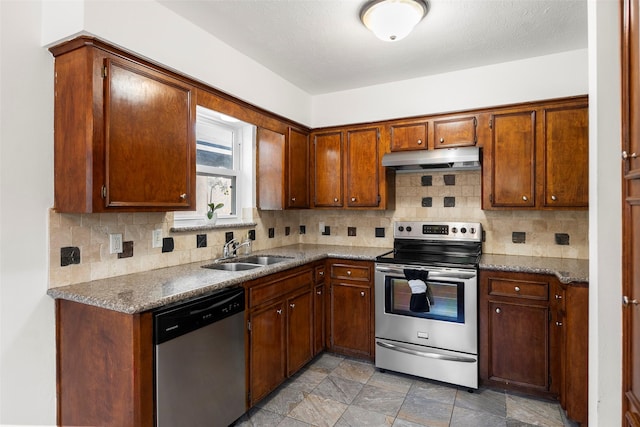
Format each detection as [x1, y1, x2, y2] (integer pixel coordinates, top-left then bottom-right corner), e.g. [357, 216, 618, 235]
[47, 244, 392, 314]
[479, 254, 589, 284]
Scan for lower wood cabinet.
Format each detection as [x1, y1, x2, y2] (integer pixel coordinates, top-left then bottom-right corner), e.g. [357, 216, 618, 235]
[314, 264, 326, 356]
[327, 259, 375, 360]
[479, 269, 588, 426]
[245, 265, 314, 406]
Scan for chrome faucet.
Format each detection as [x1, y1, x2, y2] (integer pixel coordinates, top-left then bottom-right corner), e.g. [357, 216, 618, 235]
[222, 238, 239, 258]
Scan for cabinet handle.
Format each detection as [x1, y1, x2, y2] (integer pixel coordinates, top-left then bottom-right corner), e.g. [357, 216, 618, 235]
[317, 290, 322, 295]
[417, 139, 423, 145]
[622, 151, 638, 159]
[347, 270, 352, 276]
[291, 197, 296, 202]
[360, 291, 365, 297]
[319, 271, 324, 276]
[514, 286, 520, 292]
[439, 137, 445, 143]
[555, 294, 563, 300]
[290, 303, 295, 309]
[551, 195, 557, 201]
[522, 196, 528, 201]
[179, 193, 187, 199]
[556, 321, 563, 326]
[624, 296, 640, 306]
[495, 308, 501, 314]
[351, 197, 357, 202]
[276, 309, 282, 315]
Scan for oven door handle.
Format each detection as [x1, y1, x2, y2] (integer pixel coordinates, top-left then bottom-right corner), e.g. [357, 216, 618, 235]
[376, 340, 476, 363]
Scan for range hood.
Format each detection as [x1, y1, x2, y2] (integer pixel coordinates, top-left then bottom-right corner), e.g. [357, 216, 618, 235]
[381, 146, 481, 172]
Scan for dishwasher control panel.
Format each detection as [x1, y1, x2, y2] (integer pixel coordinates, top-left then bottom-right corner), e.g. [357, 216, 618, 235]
[153, 286, 245, 344]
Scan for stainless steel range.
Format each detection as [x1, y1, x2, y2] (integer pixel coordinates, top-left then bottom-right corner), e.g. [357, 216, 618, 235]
[375, 221, 482, 389]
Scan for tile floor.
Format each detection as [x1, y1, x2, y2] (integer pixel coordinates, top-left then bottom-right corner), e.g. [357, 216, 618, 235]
[235, 353, 579, 427]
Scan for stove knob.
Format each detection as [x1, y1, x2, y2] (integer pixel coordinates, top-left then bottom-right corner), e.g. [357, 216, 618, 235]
[406, 226, 412, 232]
[451, 227, 458, 233]
[398, 226, 404, 232]
[461, 227, 467, 234]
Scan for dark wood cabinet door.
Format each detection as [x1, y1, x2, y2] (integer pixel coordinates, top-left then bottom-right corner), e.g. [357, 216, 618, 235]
[330, 282, 371, 357]
[345, 127, 380, 207]
[287, 289, 313, 376]
[287, 128, 310, 208]
[489, 111, 536, 207]
[433, 115, 477, 148]
[314, 283, 325, 356]
[104, 57, 195, 209]
[623, 0, 640, 424]
[313, 131, 343, 207]
[542, 104, 589, 208]
[249, 300, 286, 405]
[390, 122, 427, 151]
[256, 127, 286, 210]
[487, 301, 550, 391]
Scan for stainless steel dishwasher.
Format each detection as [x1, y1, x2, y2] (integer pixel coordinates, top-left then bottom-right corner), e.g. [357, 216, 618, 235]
[154, 286, 246, 427]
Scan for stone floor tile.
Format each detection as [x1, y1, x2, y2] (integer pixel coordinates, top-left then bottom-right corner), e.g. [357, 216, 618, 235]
[313, 374, 365, 404]
[506, 394, 564, 427]
[351, 384, 406, 417]
[367, 370, 414, 394]
[336, 405, 395, 426]
[288, 393, 348, 427]
[288, 367, 329, 393]
[234, 406, 285, 426]
[407, 380, 458, 405]
[450, 405, 507, 427]
[332, 359, 376, 384]
[454, 387, 507, 418]
[307, 353, 346, 374]
[397, 393, 453, 427]
[256, 384, 307, 416]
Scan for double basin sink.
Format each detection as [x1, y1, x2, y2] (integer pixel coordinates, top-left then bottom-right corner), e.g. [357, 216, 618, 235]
[202, 255, 292, 271]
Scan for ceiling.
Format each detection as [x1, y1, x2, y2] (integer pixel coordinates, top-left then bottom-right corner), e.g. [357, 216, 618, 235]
[158, 0, 587, 95]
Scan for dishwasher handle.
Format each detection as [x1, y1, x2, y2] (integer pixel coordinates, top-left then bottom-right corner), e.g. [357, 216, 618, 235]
[189, 293, 241, 316]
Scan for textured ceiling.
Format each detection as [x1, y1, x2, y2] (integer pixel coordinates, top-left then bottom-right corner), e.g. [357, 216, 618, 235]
[158, 0, 588, 95]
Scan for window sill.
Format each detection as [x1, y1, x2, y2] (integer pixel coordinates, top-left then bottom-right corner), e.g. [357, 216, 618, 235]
[170, 221, 258, 233]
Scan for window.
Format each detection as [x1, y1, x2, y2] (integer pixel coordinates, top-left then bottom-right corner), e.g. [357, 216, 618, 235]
[174, 106, 255, 226]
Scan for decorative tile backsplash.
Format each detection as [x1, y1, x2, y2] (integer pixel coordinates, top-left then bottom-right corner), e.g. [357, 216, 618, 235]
[49, 170, 588, 288]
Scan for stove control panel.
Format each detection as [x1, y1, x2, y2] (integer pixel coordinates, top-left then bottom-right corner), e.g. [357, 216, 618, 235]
[394, 221, 482, 241]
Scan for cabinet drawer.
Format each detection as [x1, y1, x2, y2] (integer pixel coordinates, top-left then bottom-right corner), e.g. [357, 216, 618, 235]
[315, 265, 326, 283]
[488, 278, 549, 301]
[330, 263, 370, 281]
[248, 270, 313, 307]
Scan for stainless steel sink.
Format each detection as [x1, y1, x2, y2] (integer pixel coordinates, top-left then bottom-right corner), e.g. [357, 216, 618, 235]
[202, 262, 262, 271]
[239, 255, 292, 265]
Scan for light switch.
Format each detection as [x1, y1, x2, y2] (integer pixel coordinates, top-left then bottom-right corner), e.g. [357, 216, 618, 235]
[109, 233, 123, 254]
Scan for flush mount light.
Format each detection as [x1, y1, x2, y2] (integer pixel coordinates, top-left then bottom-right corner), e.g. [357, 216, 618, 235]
[360, 0, 429, 42]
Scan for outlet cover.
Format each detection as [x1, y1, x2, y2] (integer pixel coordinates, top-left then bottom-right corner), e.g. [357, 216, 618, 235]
[118, 241, 134, 259]
[109, 233, 123, 254]
[60, 246, 80, 267]
[152, 229, 163, 248]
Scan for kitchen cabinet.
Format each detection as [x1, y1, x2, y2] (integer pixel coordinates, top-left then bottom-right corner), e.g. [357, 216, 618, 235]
[56, 300, 154, 427]
[256, 126, 310, 210]
[314, 263, 327, 356]
[390, 122, 428, 151]
[245, 266, 314, 405]
[480, 270, 588, 424]
[433, 115, 478, 148]
[311, 126, 394, 210]
[328, 259, 374, 360]
[50, 37, 196, 213]
[483, 97, 588, 210]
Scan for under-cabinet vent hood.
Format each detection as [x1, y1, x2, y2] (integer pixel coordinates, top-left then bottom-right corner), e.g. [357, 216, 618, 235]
[381, 146, 481, 172]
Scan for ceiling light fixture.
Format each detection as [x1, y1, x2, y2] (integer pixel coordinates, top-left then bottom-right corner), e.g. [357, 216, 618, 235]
[360, 0, 429, 42]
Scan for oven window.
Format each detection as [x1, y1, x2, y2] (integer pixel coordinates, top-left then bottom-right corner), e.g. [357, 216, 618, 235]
[384, 276, 464, 323]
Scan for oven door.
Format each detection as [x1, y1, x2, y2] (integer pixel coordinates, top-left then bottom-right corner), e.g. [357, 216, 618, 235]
[374, 263, 478, 355]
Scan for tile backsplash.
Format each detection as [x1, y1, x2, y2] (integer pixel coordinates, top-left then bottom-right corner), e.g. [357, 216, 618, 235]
[49, 171, 588, 288]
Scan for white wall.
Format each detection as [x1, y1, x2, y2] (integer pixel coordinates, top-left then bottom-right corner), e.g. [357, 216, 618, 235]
[0, 1, 56, 424]
[588, 1, 623, 425]
[311, 49, 588, 128]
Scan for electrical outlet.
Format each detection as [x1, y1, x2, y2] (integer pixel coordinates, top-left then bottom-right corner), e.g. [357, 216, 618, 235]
[109, 233, 123, 254]
[152, 229, 163, 248]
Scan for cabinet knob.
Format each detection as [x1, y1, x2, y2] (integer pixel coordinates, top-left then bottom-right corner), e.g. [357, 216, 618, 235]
[290, 303, 295, 309]
[317, 290, 322, 295]
[291, 197, 296, 202]
[495, 308, 501, 314]
[439, 137, 445, 143]
[417, 139, 423, 145]
[360, 291, 365, 297]
[622, 151, 638, 159]
[319, 271, 324, 276]
[551, 195, 557, 201]
[351, 197, 357, 202]
[276, 309, 282, 315]
[334, 197, 339, 202]
[514, 286, 520, 292]
[624, 296, 639, 306]
[522, 196, 528, 201]
[556, 321, 563, 326]
[555, 294, 563, 300]
[347, 270, 352, 276]
[179, 193, 187, 199]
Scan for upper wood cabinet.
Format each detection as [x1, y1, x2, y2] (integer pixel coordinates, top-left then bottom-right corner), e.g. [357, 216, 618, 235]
[50, 37, 196, 213]
[390, 122, 428, 151]
[482, 97, 588, 210]
[433, 115, 478, 148]
[256, 126, 310, 210]
[312, 126, 394, 210]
